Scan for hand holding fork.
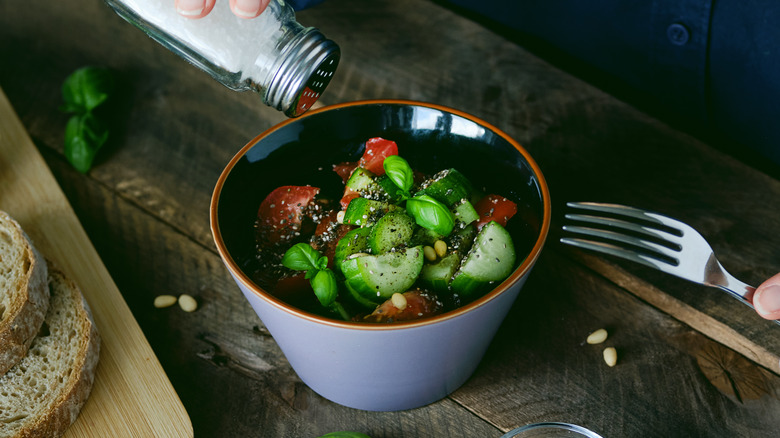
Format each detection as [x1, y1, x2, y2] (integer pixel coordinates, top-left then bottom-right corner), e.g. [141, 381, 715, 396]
[561, 202, 780, 324]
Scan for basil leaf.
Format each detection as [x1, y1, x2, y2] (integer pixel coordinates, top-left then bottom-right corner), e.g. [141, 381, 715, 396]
[318, 433, 372, 438]
[317, 255, 329, 271]
[311, 269, 338, 307]
[383, 155, 413, 193]
[406, 194, 455, 236]
[60, 67, 115, 114]
[64, 112, 109, 174]
[282, 243, 322, 271]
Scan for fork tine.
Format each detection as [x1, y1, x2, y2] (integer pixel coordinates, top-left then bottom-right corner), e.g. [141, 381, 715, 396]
[566, 202, 683, 236]
[560, 237, 673, 273]
[561, 224, 681, 264]
[562, 202, 687, 270]
[563, 213, 683, 249]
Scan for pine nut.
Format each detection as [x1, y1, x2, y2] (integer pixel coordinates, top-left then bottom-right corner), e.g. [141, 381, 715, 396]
[587, 328, 608, 344]
[434, 240, 447, 257]
[423, 245, 437, 261]
[178, 294, 198, 312]
[154, 295, 177, 308]
[336, 210, 345, 223]
[603, 347, 617, 367]
[391, 292, 407, 310]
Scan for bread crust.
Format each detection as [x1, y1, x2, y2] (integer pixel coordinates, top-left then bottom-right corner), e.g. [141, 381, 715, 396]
[0, 211, 49, 377]
[0, 267, 101, 438]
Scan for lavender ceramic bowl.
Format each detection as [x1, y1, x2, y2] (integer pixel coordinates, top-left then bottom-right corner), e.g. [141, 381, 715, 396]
[210, 100, 551, 411]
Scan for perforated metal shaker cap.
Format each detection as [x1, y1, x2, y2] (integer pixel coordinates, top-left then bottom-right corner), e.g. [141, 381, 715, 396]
[265, 28, 340, 117]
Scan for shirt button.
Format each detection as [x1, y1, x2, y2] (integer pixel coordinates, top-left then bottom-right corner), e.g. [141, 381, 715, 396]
[667, 23, 690, 46]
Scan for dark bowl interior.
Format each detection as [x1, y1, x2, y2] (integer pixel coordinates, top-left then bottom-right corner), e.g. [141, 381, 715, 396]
[216, 101, 547, 314]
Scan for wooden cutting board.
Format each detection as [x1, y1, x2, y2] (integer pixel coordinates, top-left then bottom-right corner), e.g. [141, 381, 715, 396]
[0, 88, 193, 436]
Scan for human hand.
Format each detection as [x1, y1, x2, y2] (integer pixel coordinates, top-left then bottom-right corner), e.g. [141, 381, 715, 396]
[754, 272, 780, 321]
[176, 0, 325, 19]
[176, 0, 269, 19]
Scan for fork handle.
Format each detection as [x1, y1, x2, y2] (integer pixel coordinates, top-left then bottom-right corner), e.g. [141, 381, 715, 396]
[715, 275, 780, 326]
[715, 282, 756, 306]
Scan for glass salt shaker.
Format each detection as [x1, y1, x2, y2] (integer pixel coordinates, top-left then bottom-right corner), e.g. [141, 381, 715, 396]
[104, 0, 339, 117]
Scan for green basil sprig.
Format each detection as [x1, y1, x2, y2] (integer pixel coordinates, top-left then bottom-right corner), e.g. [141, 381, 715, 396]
[383, 155, 455, 236]
[282, 242, 325, 273]
[60, 66, 115, 173]
[383, 155, 414, 194]
[60, 67, 115, 114]
[64, 112, 109, 174]
[282, 243, 349, 320]
[406, 194, 455, 236]
[311, 269, 339, 306]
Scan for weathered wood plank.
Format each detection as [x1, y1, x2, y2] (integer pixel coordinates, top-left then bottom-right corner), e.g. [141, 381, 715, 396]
[567, 251, 780, 374]
[453, 249, 780, 437]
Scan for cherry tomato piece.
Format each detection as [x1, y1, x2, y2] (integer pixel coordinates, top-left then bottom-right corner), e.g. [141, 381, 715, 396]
[311, 210, 353, 269]
[358, 137, 398, 176]
[474, 194, 518, 228]
[332, 138, 398, 181]
[339, 188, 361, 210]
[362, 290, 441, 323]
[257, 185, 320, 244]
[333, 161, 358, 182]
[313, 209, 340, 236]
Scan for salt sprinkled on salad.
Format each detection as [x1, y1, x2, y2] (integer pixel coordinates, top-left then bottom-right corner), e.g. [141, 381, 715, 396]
[249, 137, 522, 323]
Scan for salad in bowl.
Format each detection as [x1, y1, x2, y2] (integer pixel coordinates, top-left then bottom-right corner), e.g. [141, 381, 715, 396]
[211, 100, 550, 411]
[251, 137, 523, 323]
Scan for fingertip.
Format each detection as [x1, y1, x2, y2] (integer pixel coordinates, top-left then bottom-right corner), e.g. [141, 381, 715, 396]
[176, 0, 215, 19]
[203, 0, 217, 16]
[230, 0, 270, 18]
[754, 282, 780, 321]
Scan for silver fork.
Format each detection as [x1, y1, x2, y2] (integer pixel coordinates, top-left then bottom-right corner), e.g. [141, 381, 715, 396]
[560, 201, 779, 325]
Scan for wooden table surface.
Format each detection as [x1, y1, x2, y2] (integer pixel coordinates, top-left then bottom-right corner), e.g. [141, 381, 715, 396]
[1, 0, 779, 436]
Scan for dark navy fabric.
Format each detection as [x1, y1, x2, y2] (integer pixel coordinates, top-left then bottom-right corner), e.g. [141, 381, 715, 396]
[288, 0, 326, 11]
[442, 0, 780, 165]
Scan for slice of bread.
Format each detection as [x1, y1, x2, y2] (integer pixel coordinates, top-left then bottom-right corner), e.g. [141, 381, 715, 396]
[0, 211, 49, 377]
[0, 267, 100, 438]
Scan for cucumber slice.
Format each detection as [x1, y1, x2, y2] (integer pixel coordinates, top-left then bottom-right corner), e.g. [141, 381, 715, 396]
[420, 253, 461, 292]
[343, 281, 381, 309]
[416, 168, 474, 207]
[412, 221, 475, 253]
[450, 221, 515, 298]
[412, 226, 444, 246]
[333, 227, 371, 273]
[342, 198, 397, 227]
[345, 167, 378, 193]
[368, 210, 416, 254]
[451, 199, 479, 227]
[340, 246, 424, 304]
[445, 223, 476, 258]
[419, 224, 477, 292]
